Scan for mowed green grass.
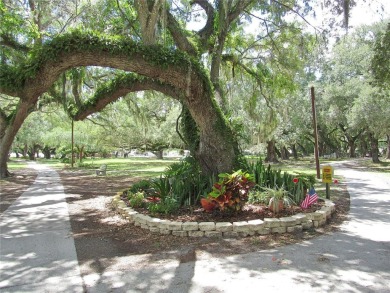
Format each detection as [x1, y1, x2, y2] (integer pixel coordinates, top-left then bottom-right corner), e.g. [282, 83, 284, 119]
[40, 157, 181, 178]
[7, 160, 29, 170]
[8, 156, 389, 182]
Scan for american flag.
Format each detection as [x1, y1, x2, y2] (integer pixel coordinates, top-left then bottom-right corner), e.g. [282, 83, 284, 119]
[301, 188, 318, 209]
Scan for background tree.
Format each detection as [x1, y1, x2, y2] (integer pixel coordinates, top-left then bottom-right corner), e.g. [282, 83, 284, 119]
[0, 0, 379, 178]
[315, 22, 388, 161]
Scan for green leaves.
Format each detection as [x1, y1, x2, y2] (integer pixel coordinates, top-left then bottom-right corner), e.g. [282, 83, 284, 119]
[204, 170, 255, 214]
[372, 23, 390, 89]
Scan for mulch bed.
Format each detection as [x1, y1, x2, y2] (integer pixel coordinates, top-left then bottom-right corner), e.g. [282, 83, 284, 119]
[120, 193, 325, 223]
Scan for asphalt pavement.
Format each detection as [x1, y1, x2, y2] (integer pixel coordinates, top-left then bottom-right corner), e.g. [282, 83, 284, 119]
[1, 161, 389, 292]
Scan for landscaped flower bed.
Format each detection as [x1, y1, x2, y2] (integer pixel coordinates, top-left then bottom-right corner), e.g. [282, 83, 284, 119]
[112, 192, 336, 238]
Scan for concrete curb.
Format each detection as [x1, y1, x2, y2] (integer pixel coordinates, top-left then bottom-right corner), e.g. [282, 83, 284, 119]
[111, 192, 335, 238]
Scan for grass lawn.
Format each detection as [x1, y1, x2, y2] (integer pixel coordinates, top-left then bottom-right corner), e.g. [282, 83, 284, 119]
[39, 157, 181, 178]
[7, 160, 29, 170]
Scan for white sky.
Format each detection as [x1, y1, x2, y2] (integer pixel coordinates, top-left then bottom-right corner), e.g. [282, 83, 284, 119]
[349, 0, 390, 27]
[187, 1, 390, 32]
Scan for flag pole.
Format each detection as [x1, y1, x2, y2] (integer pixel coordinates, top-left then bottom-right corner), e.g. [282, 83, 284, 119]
[311, 87, 320, 179]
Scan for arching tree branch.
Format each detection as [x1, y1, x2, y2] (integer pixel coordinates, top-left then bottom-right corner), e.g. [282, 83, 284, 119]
[72, 74, 184, 120]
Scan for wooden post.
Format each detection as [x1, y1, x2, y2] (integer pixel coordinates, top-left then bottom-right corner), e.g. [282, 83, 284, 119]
[326, 183, 330, 199]
[71, 119, 74, 168]
[311, 87, 320, 179]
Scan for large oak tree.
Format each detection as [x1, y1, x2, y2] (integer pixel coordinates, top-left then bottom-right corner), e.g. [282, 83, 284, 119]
[0, 0, 354, 178]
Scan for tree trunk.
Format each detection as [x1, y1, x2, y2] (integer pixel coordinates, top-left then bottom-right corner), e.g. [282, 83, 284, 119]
[360, 138, 368, 157]
[153, 150, 164, 159]
[23, 144, 28, 157]
[275, 147, 281, 159]
[281, 146, 289, 160]
[386, 134, 390, 160]
[368, 132, 380, 163]
[265, 140, 278, 163]
[42, 146, 51, 159]
[291, 144, 298, 160]
[135, 0, 165, 45]
[27, 149, 35, 161]
[0, 101, 34, 178]
[318, 141, 324, 157]
[79, 145, 84, 163]
[297, 143, 307, 156]
[348, 140, 356, 158]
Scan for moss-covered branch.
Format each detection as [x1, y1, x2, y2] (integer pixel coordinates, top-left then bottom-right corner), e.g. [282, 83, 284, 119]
[0, 30, 213, 101]
[71, 73, 184, 120]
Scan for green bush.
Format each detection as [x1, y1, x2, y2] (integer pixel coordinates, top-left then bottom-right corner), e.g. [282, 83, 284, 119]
[128, 191, 145, 208]
[248, 189, 269, 204]
[242, 158, 316, 205]
[129, 180, 152, 194]
[164, 156, 211, 206]
[126, 156, 212, 210]
[150, 176, 171, 199]
[148, 196, 179, 215]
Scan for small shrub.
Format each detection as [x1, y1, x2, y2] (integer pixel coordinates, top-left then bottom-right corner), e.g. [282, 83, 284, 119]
[151, 176, 171, 199]
[128, 191, 145, 208]
[148, 196, 179, 215]
[242, 158, 315, 204]
[164, 156, 211, 206]
[129, 180, 152, 194]
[248, 189, 269, 204]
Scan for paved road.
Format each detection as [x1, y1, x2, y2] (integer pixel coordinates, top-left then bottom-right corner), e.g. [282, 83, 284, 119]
[1, 162, 389, 292]
[0, 163, 84, 292]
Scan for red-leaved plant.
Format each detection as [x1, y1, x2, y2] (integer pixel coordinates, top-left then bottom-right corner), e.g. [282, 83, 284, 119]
[201, 170, 255, 214]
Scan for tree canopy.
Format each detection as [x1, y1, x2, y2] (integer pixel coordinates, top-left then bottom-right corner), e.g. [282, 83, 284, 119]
[1, 0, 388, 178]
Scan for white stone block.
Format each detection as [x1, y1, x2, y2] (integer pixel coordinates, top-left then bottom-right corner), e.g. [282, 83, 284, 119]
[216, 222, 233, 232]
[271, 226, 286, 234]
[134, 214, 148, 224]
[248, 219, 264, 231]
[199, 222, 216, 231]
[292, 213, 307, 224]
[188, 231, 204, 237]
[287, 225, 303, 233]
[147, 217, 162, 227]
[257, 228, 271, 235]
[168, 221, 183, 231]
[182, 222, 199, 231]
[223, 231, 239, 238]
[314, 210, 327, 221]
[205, 231, 222, 238]
[172, 230, 187, 237]
[233, 221, 250, 232]
[264, 218, 281, 228]
[279, 217, 297, 227]
[305, 213, 315, 220]
[158, 220, 171, 230]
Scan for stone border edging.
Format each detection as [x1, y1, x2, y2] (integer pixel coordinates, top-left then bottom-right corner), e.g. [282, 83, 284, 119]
[111, 192, 336, 238]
